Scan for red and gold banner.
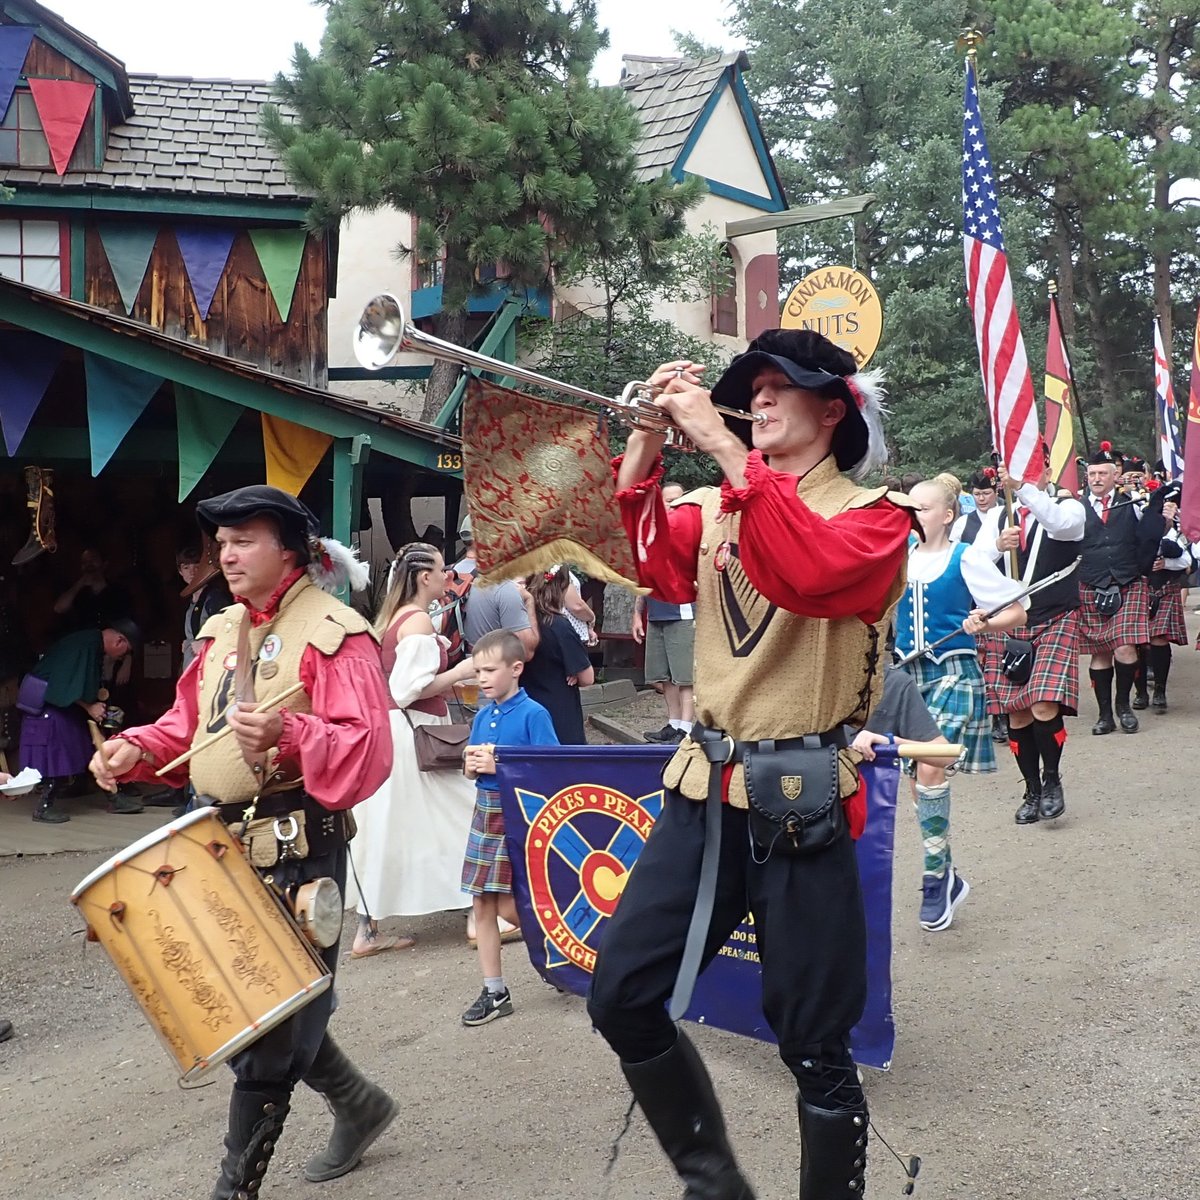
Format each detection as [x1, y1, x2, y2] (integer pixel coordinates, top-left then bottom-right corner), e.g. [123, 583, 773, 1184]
[1044, 294, 1080, 496]
[1180, 306, 1200, 540]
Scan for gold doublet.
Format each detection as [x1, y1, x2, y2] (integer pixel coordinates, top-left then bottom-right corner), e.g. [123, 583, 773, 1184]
[663, 458, 909, 808]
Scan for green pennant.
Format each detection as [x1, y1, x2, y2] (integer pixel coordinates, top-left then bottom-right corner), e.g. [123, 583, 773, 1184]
[248, 228, 307, 323]
[98, 224, 159, 314]
[175, 383, 243, 500]
[84, 353, 163, 476]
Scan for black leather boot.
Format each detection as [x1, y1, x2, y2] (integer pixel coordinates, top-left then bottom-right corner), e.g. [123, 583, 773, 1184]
[210, 1084, 290, 1200]
[798, 1098, 868, 1199]
[622, 1032, 755, 1199]
[1039, 774, 1065, 820]
[302, 1035, 398, 1182]
[1014, 782, 1041, 825]
[32, 778, 69, 823]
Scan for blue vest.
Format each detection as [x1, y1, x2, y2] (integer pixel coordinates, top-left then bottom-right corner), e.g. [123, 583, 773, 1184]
[894, 542, 976, 662]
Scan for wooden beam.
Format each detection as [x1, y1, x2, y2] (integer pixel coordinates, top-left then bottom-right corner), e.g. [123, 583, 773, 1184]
[725, 194, 878, 240]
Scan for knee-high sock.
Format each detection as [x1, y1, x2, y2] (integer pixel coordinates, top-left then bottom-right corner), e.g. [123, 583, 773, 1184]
[1114, 660, 1137, 706]
[1090, 666, 1114, 717]
[1136, 644, 1149, 691]
[1032, 714, 1066, 778]
[1149, 643, 1172, 691]
[1008, 723, 1041, 789]
[915, 781, 951, 878]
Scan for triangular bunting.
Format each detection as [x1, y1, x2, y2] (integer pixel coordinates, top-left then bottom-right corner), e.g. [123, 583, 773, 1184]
[84, 353, 163, 476]
[27, 78, 94, 175]
[175, 384, 243, 501]
[0, 331, 62, 455]
[99, 225, 159, 314]
[174, 225, 236, 321]
[0, 27, 35, 125]
[249, 228, 307, 323]
[261, 413, 332, 494]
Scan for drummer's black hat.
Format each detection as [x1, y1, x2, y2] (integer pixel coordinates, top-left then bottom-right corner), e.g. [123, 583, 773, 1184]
[1088, 440, 1122, 468]
[710, 329, 873, 473]
[195, 486, 319, 564]
[1123, 452, 1147, 474]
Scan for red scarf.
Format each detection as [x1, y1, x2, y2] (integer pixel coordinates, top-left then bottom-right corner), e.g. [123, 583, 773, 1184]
[235, 567, 305, 627]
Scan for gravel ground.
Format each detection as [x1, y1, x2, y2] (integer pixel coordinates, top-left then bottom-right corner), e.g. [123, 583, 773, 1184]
[2, 629, 1198, 1199]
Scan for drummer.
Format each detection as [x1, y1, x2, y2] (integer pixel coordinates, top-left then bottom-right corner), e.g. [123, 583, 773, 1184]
[88, 485, 397, 1200]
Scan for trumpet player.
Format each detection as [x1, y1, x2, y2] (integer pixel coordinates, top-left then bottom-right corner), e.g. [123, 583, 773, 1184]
[587, 329, 916, 1199]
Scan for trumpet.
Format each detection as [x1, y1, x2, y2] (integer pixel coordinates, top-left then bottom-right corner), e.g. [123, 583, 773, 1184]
[354, 293, 764, 451]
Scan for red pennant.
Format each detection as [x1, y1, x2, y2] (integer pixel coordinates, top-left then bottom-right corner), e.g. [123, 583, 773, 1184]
[28, 78, 94, 175]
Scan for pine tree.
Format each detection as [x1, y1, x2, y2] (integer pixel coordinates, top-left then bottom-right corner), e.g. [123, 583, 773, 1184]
[264, 0, 700, 421]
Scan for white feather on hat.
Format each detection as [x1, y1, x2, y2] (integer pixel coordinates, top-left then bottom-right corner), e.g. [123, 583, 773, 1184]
[306, 537, 370, 594]
[845, 367, 889, 482]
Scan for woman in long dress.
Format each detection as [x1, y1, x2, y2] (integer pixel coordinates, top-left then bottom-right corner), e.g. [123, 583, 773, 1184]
[346, 542, 480, 957]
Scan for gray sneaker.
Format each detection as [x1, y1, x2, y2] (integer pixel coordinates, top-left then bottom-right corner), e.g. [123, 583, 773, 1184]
[461, 987, 513, 1026]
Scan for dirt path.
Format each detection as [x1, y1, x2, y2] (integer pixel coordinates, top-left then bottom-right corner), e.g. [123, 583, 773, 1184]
[2, 630, 1198, 1199]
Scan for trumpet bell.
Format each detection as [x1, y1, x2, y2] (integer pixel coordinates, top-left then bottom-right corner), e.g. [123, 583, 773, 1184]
[354, 292, 408, 370]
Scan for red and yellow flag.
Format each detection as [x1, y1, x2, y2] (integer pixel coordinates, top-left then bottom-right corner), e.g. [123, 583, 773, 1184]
[1180, 305, 1200, 539]
[1044, 295, 1080, 496]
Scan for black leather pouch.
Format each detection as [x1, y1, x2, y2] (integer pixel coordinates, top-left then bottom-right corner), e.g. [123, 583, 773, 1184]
[1001, 637, 1035, 684]
[744, 738, 843, 859]
[1094, 584, 1122, 618]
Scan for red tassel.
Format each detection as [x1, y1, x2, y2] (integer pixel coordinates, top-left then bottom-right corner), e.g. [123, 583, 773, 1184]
[1054, 727, 1067, 747]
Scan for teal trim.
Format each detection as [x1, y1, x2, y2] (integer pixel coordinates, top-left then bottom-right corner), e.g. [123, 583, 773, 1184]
[10, 19, 122, 99]
[332, 435, 371, 567]
[3, 426, 261, 463]
[328, 365, 430, 382]
[669, 69, 786, 214]
[0, 289, 448, 472]
[431, 297, 528, 431]
[0, 187, 310, 222]
[411, 281, 552, 321]
[69, 218, 84, 299]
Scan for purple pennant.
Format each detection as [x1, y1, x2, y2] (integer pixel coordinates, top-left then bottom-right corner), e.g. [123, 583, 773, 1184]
[0, 331, 63, 455]
[0, 27, 34, 127]
[174, 225, 236, 321]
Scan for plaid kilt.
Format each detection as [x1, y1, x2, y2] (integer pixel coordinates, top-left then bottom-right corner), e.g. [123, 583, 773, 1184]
[982, 609, 1079, 715]
[1148, 582, 1188, 645]
[1077, 579, 1150, 655]
[461, 788, 512, 895]
[901, 653, 995, 775]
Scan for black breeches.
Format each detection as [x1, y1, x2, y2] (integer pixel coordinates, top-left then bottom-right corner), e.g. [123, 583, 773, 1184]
[587, 792, 867, 1106]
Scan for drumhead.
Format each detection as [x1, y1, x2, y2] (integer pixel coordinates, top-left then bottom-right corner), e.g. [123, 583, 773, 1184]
[69, 806, 223, 902]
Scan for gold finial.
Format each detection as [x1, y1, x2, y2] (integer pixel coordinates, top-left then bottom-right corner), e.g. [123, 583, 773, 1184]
[957, 29, 984, 61]
[1048, 279, 1059, 297]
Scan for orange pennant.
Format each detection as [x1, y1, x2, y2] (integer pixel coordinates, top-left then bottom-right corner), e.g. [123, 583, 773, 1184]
[261, 413, 331, 494]
[27, 78, 94, 175]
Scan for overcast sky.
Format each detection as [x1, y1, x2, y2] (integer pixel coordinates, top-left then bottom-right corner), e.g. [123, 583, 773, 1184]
[47, 0, 736, 82]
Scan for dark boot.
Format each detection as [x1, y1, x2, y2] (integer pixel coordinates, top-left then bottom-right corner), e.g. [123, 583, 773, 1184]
[1014, 782, 1041, 825]
[1090, 667, 1115, 735]
[990, 714, 1008, 743]
[1039, 774, 1065, 820]
[622, 1032, 755, 1199]
[32, 778, 69, 824]
[798, 1098, 868, 1199]
[210, 1084, 290, 1200]
[302, 1035, 398, 1182]
[1132, 645, 1149, 708]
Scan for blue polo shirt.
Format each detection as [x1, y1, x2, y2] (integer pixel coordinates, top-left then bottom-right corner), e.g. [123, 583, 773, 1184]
[469, 687, 559, 791]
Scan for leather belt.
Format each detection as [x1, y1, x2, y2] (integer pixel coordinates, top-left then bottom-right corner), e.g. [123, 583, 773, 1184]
[688, 722, 847, 762]
[209, 790, 305, 822]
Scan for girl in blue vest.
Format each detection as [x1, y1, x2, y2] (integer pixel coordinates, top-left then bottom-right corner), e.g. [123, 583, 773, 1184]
[896, 476, 1027, 932]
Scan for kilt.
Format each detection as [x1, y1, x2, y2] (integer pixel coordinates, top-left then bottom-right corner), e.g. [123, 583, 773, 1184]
[982, 610, 1079, 715]
[1077, 579, 1150, 655]
[1148, 582, 1188, 645]
[901, 652, 995, 775]
[461, 787, 512, 895]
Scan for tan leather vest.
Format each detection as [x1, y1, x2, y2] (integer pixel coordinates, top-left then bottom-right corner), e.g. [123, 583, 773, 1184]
[663, 457, 911, 808]
[191, 576, 373, 805]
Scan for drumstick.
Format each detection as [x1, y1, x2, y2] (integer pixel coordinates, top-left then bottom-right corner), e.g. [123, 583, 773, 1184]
[153, 681, 307, 777]
[888, 742, 964, 760]
[87, 718, 109, 766]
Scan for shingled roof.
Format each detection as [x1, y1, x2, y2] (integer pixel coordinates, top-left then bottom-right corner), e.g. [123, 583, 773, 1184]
[0, 74, 303, 200]
[621, 51, 749, 181]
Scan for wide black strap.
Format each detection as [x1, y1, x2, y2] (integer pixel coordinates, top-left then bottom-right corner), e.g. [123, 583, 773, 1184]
[668, 729, 730, 1022]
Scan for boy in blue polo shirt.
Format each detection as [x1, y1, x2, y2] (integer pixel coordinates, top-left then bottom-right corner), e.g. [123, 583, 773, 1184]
[461, 629, 559, 1025]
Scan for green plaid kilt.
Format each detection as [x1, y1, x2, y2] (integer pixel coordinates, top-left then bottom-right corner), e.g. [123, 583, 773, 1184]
[901, 652, 995, 775]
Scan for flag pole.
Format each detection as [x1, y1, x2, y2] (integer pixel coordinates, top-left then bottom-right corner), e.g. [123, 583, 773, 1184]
[1048, 280, 1091, 457]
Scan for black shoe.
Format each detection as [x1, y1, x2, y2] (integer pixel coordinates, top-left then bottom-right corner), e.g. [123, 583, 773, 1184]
[798, 1099, 868, 1200]
[1091, 715, 1115, 735]
[991, 714, 1009, 743]
[0, 1019, 13, 1043]
[462, 986, 513, 1026]
[302, 1035, 398, 1182]
[1152, 688, 1168, 714]
[1132, 691, 1149, 710]
[211, 1085, 291, 1200]
[1039, 774, 1065, 820]
[622, 1032, 756, 1200]
[32, 781, 69, 823]
[1015, 785, 1041, 825]
[643, 724, 675, 743]
[108, 791, 144, 814]
[1115, 704, 1139, 733]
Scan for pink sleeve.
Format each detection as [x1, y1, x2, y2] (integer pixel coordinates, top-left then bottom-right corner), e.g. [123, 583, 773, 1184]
[720, 452, 913, 621]
[116, 654, 204, 789]
[613, 453, 702, 604]
[274, 634, 393, 811]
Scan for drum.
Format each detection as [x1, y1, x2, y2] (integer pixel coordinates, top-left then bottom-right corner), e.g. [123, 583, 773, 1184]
[70, 807, 332, 1083]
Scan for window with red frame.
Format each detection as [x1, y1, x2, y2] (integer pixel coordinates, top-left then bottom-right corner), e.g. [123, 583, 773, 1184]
[0, 90, 51, 169]
[711, 246, 739, 337]
[0, 219, 67, 293]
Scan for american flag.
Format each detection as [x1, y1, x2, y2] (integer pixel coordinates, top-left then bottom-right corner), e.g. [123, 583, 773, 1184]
[1154, 318, 1184, 481]
[962, 60, 1042, 484]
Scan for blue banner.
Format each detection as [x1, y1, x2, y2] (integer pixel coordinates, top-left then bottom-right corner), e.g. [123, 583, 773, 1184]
[497, 745, 899, 1070]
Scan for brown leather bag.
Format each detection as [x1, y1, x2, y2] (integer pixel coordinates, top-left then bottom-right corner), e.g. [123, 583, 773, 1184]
[403, 710, 471, 772]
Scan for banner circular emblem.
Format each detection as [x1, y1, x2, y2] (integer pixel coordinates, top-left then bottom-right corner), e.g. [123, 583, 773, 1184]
[780, 265, 883, 367]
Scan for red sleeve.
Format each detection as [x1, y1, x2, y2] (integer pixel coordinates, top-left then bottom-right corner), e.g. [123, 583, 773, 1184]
[273, 633, 393, 811]
[612, 453, 702, 604]
[116, 654, 204, 789]
[720, 452, 912, 622]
